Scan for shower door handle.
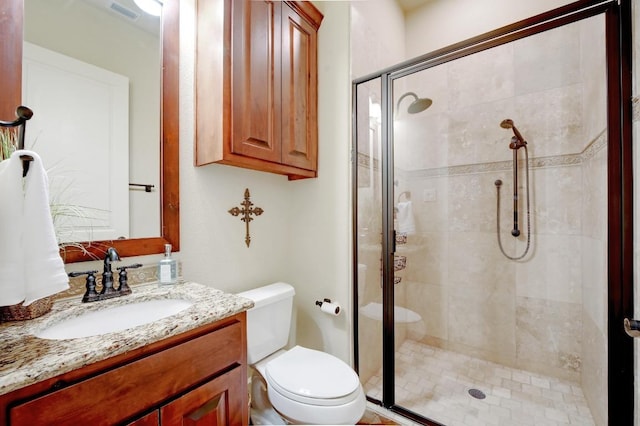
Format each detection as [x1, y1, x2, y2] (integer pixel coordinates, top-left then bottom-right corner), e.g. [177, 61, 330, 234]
[623, 318, 640, 338]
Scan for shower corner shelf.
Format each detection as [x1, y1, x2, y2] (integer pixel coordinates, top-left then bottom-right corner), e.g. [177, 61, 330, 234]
[380, 255, 407, 274]
[396, 232, 408, 245]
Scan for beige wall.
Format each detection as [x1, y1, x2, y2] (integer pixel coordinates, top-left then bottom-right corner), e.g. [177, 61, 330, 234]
[286, 1, 353, 362]
[178, 0, 353, 363]
[405, 0, 575, 59]
[351, 0, 406, 78]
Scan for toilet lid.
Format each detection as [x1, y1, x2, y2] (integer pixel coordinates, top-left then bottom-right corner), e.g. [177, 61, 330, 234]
[265, 346, 361, 401]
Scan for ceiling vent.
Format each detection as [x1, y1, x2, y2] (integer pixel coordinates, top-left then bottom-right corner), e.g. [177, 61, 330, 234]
[109, 1, 141, 21]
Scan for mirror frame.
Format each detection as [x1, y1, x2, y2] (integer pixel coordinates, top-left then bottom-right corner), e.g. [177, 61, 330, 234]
[0, 0, 180, 263]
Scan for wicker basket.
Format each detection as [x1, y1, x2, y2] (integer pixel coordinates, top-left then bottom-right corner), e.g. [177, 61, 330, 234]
[0, 297, 53, 322]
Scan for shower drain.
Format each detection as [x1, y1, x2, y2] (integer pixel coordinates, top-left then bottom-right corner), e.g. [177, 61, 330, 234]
[468, 388, 486, 399]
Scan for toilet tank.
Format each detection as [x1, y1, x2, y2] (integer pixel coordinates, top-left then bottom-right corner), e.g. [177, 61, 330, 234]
[237, 282, 295, 364]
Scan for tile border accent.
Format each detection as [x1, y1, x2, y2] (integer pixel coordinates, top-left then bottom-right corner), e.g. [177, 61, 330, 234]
[357, 129, 607, 179]
[357, 151, 379, 170]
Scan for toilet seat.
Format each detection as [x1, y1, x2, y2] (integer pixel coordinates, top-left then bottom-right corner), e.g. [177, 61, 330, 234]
[257, 346, 366, 424]
[264, 346, 362, 406]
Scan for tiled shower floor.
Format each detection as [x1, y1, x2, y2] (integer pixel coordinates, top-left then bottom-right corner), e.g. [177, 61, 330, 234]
[363, 340, 596, 426]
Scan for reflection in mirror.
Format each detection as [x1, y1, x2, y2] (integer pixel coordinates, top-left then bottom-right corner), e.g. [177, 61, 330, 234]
[23, 0, 161, 243]
[0, 0, 179, 262]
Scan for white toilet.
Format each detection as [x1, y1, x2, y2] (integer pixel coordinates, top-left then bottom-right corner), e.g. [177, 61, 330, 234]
[238, 282, 366, 425]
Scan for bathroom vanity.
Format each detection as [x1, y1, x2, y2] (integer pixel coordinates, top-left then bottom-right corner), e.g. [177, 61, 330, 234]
[0, 282, 253, 425]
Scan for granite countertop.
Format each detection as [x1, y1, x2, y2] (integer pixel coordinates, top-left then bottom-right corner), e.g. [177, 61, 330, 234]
[0, 282, 254, 396]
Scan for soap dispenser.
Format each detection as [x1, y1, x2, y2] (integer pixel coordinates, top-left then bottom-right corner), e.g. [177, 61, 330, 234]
[158, 244, 178, 285]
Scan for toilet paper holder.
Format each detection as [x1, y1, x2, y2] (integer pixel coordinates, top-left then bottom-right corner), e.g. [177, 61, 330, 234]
[315, 298, 341, 315]
[315, 298, 331, 307]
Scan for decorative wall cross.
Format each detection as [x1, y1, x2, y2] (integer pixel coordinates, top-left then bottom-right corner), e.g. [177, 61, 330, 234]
[228, 188, 264, 247]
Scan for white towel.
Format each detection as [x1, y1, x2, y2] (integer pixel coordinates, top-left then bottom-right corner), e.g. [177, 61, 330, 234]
[0, 152, 26, 305]
[0, 150, 68, 306]
[396, 201, 416, 235]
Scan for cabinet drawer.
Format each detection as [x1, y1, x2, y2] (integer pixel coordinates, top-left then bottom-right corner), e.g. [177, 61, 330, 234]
[9, 321, 243, 426]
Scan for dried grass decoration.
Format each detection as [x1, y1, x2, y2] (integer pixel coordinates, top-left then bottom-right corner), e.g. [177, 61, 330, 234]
[0, 127, 18, 161]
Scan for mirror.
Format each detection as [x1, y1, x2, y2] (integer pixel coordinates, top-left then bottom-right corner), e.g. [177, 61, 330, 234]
[24, 0, 160, 244]
[0, 0, 179, 262]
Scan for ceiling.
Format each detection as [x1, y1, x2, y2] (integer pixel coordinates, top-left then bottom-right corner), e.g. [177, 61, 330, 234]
[396, 0, 435, 13]
[81, 0, 160, 35]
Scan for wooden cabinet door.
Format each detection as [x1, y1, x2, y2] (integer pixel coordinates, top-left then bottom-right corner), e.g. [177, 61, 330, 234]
[160, 367, 247, 426]
[280, 3, 318, 171]
[195, 0, 322, 178]
[231, 0, 281, 163]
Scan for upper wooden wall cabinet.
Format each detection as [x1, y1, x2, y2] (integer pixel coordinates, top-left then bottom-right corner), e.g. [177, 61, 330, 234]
[195, 0, 323, 180]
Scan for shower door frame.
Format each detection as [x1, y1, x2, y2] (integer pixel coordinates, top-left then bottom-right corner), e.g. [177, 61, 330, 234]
[351, 0, 634, 424]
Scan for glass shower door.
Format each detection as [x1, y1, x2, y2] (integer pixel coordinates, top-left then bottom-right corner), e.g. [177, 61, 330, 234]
[388, 16, 608, 425]
[354, 76, 385, 403]
[351, 2, 638, 421]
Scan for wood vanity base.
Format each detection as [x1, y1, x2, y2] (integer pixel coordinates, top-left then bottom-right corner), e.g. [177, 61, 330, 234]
[0, 313, 248, 426]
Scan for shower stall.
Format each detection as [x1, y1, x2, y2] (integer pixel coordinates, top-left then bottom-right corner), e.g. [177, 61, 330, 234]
[352, 1, 633, 425]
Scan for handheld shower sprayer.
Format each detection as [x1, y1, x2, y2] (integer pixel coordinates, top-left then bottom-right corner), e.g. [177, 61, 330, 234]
[500, 119, 526, 146]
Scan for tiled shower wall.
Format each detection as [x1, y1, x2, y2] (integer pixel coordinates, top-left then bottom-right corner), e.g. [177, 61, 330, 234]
[357, 15, 607, 422]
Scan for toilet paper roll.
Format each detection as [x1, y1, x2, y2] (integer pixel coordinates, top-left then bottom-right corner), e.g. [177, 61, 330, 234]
[321, 301, 341, 316]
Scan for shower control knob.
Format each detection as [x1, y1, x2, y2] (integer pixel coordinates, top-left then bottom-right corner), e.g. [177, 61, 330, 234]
[624, 318, 640, 338]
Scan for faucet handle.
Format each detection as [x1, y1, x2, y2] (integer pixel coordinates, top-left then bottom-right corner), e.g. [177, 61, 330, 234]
[117, 263, 143, 271]
[69, 270, 100, 303]
[116, 263, 143, 295]
[68, 270, 99, 278]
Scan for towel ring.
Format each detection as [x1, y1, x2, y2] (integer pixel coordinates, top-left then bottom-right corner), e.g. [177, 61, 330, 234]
[1, 106, 34, 176]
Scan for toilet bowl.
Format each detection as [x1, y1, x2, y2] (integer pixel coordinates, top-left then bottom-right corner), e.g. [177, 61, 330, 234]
[238, 283, 366, 425]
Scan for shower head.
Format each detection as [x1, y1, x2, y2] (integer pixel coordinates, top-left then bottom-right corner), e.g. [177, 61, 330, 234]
[500, 118, 526, 143]
[500, 119, 515, 129]
[396, 92, 432, 115]
[407, 97, 432, 114]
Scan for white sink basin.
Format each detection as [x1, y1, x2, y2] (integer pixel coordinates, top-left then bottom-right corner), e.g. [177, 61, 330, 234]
[35, 299, 193, 340]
